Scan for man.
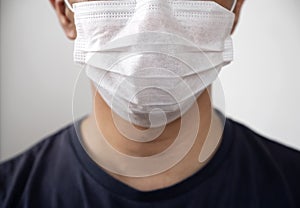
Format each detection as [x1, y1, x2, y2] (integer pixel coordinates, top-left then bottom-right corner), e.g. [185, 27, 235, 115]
[1, 0, 300, 207]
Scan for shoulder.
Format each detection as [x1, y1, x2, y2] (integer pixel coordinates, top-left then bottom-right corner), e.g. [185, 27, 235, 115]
[0, 121, 76, 207]
[0, 121, 75, 167]
[227, 118, 300, 206]
[228, 118, 300, 165]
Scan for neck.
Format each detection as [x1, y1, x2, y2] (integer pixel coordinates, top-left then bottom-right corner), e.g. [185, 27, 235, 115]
[80, 83, 224, 190]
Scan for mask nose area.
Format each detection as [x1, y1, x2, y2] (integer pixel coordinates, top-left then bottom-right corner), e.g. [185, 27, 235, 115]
[117, 0, 183, 36]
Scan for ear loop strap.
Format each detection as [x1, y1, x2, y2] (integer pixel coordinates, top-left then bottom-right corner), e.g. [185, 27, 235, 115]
[231, 0, 237, 12]
[64, 0, 74, 13]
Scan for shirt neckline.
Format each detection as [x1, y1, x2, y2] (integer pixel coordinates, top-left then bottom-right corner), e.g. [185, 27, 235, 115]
[70, 114, 234, 202]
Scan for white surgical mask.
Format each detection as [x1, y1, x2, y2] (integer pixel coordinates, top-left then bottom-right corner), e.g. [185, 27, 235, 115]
[68, 0, 236, 128]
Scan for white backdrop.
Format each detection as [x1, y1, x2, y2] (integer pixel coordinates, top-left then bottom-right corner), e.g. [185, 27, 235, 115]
[1, 0, 300, 161]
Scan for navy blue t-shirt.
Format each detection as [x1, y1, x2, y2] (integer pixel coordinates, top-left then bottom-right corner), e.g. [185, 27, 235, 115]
[1, 117, 300, 208]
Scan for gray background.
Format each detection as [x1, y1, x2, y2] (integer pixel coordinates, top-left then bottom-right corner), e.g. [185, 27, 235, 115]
[1, 0, 300, 161]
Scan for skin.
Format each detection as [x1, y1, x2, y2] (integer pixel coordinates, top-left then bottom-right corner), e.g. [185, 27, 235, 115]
[49, 0, 245, 191]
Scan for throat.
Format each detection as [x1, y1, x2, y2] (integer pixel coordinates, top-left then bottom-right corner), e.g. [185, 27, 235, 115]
[79, 87, 224, 191]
